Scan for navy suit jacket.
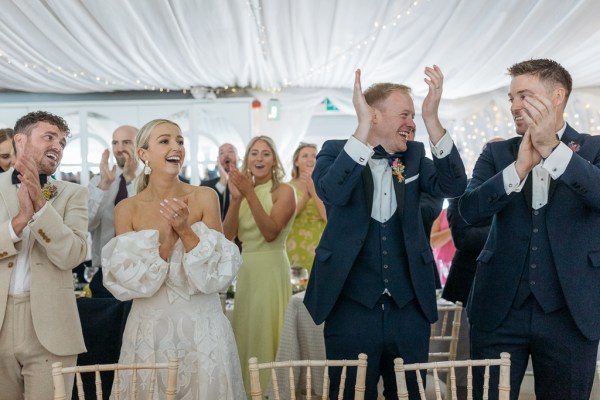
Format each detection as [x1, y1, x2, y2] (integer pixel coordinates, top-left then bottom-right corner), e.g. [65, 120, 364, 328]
[459, 124, 600, 341]
[304, 139, 467, 325]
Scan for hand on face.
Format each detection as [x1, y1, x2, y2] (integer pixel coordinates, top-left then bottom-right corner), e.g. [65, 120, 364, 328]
[121, 147, 138, 182]
[159, 197, 190, 233]
[14, 147, 45, 211]
[515, 129, 542, 179]
[352, 69, 381, 143]
[98, 149, 117, 189]
[520, 94, 560, 158]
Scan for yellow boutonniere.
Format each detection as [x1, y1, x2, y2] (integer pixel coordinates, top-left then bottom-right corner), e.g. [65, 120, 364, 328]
[42, 182, 58, 201]
[391, 158, 405, 183]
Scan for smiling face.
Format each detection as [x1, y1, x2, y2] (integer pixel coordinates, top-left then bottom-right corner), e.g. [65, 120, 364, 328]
[112, 126, 137, 168]
[370, 90, 416, 153]
[295, 146, 316, 175]
[508, 73, 565, 136]
[139, 122, 185, 176]
[247, 139, 274, 184]
[0, 139, 15, 171]
[14, 121, 66, 175]
[218, 143, 238, 173]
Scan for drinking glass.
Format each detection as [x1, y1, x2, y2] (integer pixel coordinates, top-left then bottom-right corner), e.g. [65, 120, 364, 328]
[84, 265, 99, 283]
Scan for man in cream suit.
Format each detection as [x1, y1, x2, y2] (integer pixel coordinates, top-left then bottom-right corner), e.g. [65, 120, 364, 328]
[0, 111, 87, 399]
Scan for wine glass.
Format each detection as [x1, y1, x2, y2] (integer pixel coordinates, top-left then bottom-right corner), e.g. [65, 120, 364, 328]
[83, 265, 99, 283]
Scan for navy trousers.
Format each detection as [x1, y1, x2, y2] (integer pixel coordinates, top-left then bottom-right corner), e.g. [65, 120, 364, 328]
[471, 296, 598, 400]
[324, 296, 429, 400]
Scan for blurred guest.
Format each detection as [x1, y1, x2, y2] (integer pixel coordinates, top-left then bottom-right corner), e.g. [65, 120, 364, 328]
[0, 128, 15, 172]
[87, 125, 140, 297]
[102, 119, 245, 399]
[304, 67, 466, 399]
[0, 111, 87, 399]
[202, 143, 239, 219]
[460, 59, 600, 400]
[430, 207, 455, 286]
[223, 135, 295, 394]
[286, 142, 327, 273]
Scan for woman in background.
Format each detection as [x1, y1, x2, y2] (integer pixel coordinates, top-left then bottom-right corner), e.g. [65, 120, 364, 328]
[102, 119, 245, 399]
[0, 128, 15, 172]
[223, 135, 295, 396]
[286, 143, 327, 274]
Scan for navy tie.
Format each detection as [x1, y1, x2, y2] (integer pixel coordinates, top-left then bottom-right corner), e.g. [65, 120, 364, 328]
[114, 174, 128, 205]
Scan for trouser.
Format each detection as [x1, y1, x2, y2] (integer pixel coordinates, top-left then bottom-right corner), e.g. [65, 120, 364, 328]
[324, 296, 429, 400]
[471, 296, 598, 400]
[0, 294, 77, 400]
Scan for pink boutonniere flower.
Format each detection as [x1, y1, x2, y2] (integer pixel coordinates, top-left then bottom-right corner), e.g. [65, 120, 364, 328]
[42, 182, 58, 201]
[391, 158, 405, 183]
[567, 141, 580, 152]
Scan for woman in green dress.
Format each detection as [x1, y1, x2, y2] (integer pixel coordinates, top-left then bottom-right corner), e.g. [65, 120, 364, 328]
[223, 136, 295, 397]
[286, 143, 327, 274]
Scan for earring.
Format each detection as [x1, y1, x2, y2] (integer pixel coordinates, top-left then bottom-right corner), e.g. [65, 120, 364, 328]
[144, 160, 152, 175]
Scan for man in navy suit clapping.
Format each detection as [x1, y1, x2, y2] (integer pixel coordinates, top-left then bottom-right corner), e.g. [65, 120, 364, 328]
[304, 67, 466, 399]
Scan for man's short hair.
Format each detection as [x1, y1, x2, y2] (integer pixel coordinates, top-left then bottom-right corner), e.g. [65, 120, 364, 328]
[13, 111, 70, 137]
[507, 58, 572, 102]
[364, 83, 412, 109]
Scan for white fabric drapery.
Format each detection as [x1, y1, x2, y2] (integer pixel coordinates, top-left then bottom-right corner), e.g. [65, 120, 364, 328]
[1, 0, 600, 173]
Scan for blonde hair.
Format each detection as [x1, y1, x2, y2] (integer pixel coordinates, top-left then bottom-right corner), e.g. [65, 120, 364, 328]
[241, 135, 285, 191]
[291, 142, 317, 179]
[364, 83, 412, 109]
[134, 119, 181, 193]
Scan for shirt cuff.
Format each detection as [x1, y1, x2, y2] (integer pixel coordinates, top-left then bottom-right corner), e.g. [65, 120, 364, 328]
[215, 181, 226, 194]
[502, 162, 526, 194]
[8, 221, 21, 242]
[542, 142, 572, 179]
[429, 131, 453, 159]
[345, 136, 373, 166]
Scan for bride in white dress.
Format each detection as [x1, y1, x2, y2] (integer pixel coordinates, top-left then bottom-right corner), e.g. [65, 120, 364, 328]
[101, 119, 246, 400]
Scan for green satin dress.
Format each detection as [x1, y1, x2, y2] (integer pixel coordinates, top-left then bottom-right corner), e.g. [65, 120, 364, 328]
[232, 180, 293, 397]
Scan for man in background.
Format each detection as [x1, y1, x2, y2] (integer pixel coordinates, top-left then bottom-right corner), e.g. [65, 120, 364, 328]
[201, 142, 239, 219]
[87, 125, 139, 296]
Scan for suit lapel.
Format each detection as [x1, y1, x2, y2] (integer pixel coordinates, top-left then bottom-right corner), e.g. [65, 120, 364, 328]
[362, 167, 374, 213]
[0, 171, 19, 220]
[393, 172, 405, 218]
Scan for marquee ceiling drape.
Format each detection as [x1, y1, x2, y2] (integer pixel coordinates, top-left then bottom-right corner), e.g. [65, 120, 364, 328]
[1, 0, 600, 173]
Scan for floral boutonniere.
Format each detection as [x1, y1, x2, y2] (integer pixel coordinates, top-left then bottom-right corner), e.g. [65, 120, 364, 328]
[391, 158, 405, 183]
[567, 141, 580, 152]
[42, 182, 58, 201]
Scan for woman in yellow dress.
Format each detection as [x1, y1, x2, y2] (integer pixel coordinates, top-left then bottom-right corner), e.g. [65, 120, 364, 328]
[223, 136, 295, 396]
[286, 143, 327, 274]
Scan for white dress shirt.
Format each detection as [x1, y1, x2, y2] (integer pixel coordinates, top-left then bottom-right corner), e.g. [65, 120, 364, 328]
[344, 133, 454, 222]
[8, 201, 50, 294]
[502, 123, 572, 209]
[87, 167, 139, 268]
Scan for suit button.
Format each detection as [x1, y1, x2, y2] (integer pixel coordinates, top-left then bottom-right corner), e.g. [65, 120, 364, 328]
[533, 228, 538, 233]
[382, 250, 388, 255]
[533, 210, 539, 216]
[8, 262, 13, 268]
[382, 236, 387, 241]
[530, 281, 535, 285]
[531, 264, 536, 269]
[383, 265, 388, 269]
[532, 246, 538, 251]
[38, 229, 44, 235]
[384, 278, 389, 283]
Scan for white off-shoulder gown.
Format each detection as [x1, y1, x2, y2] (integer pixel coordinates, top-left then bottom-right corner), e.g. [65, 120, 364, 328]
[101, 222, 246, 400]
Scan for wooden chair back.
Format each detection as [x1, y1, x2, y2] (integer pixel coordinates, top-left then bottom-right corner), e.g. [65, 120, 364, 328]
[429, 301, 462, 362]
[52, 358, 178, 400]
[394, 352, 511, 400]
[248, 353, 368, 400]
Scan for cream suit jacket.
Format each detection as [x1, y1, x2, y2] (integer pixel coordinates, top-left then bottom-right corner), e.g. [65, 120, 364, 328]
[0, 170, 87, 356]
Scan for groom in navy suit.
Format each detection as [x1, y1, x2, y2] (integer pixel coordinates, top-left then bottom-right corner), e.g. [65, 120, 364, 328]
[459, 59, 600, 400]
[304, 67, 466, 399]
